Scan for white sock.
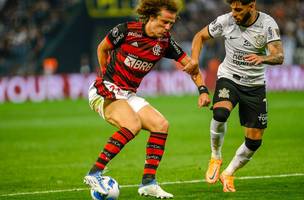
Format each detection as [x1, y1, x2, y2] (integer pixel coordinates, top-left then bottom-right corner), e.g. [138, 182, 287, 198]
[210, 118, 227, 159]
[225, 142, 255, 176]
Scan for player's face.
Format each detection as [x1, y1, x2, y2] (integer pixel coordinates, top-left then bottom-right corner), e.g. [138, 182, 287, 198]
[149, 9, 177, 37]
[230, 2, 254, 26]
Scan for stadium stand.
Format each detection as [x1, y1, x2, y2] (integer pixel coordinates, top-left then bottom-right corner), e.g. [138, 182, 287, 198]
[0, 0, 303, 77]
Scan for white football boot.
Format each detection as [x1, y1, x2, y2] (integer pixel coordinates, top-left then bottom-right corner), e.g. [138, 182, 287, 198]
[84, 171, 108, 195]
[138, 180, 173, 199]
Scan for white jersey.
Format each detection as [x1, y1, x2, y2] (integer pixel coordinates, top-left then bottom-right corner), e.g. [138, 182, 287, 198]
[208, 12, 281, 86]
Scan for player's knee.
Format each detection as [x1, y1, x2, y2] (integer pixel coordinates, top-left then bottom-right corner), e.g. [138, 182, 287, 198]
[159, 118, 169, 132]
[126, 118, 142, 134]
[213, 107, 230, 122]
[154, 117, 169, 133]
[245, 137, 262, 151]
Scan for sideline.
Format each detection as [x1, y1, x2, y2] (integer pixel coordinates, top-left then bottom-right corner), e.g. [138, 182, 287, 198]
[1, 173, 303, 197]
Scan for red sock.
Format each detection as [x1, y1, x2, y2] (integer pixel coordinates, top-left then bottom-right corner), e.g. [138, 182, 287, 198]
[142, 132, 168, 183]
[90, 127, 134, 174]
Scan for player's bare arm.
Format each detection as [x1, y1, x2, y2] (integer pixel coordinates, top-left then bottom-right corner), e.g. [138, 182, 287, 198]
[97, 38, 113, 71]
[244, 40, 284, 65]
[180, 55, 211, 108]
[191, 26, 212, 67]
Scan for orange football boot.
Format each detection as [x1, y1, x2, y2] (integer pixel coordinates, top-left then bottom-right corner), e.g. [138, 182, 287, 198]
[205, 158, 222, 184]
[220, 172, 236, 192]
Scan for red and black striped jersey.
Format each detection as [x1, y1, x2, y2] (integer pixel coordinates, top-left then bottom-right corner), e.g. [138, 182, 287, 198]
[95, 21, 186, 95]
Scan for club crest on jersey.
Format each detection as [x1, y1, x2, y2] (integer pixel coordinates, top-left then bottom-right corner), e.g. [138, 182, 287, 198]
[254, 34, 266, 48]
[153, 44, 162, 56]
[124, 55, 154, 72]
[218, 88, 230, 99]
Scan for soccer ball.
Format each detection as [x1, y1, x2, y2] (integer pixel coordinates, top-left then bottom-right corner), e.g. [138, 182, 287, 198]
[90, 176, 120, 200]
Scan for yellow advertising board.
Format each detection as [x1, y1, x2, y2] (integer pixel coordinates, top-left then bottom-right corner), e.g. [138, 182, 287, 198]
[86, 0, 185, 18]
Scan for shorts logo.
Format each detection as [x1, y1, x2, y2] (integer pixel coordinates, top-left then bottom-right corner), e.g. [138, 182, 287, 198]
[218, 88, 230, 99]
[258, 113, 267, 125]
[124, 55, 154, 72]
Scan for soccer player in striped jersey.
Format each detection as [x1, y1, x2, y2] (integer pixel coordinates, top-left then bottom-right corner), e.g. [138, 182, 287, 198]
[191, 0, 284, 192]
[84, 0, 211, 198]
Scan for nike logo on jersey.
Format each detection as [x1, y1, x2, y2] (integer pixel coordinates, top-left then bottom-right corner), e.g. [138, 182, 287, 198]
[229, 36, 239, 39]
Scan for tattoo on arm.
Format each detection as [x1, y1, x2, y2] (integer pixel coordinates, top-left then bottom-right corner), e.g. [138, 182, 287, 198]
[262, 41, 284, 65]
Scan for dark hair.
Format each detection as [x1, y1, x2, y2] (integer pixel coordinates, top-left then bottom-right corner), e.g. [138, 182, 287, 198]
[136, 0, 180, 23]
[226, 0, 255, 5]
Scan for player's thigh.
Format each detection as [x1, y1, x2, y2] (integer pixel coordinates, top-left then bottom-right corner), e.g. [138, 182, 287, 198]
[137, 104, 169, 133]
[238, 85, 267, 129]
[213, 78, 239, 111]
[103, 99, 141, 134]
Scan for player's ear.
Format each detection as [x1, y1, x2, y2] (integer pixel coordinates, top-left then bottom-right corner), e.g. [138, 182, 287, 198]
[249, 1, 255, 9]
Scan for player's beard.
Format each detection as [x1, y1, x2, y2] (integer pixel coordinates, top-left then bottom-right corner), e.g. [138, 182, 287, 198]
[239, 11, 252, 26]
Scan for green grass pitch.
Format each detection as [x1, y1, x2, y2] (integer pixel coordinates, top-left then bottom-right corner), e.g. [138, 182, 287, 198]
[0, 92, 304, 200]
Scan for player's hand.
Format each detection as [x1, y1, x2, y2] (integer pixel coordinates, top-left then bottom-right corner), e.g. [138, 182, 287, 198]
[244, 54, 264, 65]
[198, 93, 211, 108]
[182, 59, 199, 75]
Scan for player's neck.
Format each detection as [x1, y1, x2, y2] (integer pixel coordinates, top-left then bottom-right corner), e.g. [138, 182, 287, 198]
[245, 10, 259, 27]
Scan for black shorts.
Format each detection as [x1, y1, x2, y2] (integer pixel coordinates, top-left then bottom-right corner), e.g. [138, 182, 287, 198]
[213, 78, 267, 129]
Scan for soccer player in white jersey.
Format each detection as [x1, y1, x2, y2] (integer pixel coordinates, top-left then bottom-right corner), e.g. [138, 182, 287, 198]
[190, 0, 284, 192]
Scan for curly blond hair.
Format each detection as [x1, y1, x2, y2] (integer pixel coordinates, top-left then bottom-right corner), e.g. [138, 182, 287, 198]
[136, 0, 181, 23]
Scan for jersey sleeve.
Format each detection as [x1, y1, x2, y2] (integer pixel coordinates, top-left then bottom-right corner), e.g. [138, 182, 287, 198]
[106, 23, 128, 48]
[265, 18, 281, 43]
[164, 37, 186, 61]
[208, 14, 228, 38]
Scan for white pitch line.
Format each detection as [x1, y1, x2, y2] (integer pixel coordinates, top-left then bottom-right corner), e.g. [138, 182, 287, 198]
[1, 173, 303, 197]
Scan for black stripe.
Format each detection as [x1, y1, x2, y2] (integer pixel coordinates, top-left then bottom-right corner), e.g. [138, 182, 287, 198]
[144, 164, 158, 169]
[109, 137, 124, 148]
[117, 130, 129, 141]
[97, 157, 108, 165]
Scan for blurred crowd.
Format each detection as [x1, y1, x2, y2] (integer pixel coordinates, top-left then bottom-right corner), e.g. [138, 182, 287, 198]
[0, 0, 78, 76]
[0, 0, 303, 76]
[171, 0, 304, 69]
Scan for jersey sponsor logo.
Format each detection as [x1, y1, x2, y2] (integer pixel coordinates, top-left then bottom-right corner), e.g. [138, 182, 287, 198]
[232, 51, 253, 66]
[113, 33, 124, 45]
[112, 27, 119, 37]
[267, 27, 274, 40]
[158, 38, 168, 42]
[152, 44, 162, 56]
[254, 34, 266, 48]
[124, 55, 154, 72]
[210, 23, 223, 34]
[218, 88, 230, 99]
[128, 32, 142, 38]
[274, 28, 280, 38]
[243, 39, 252, 47]
[170, 40, 181, 55]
